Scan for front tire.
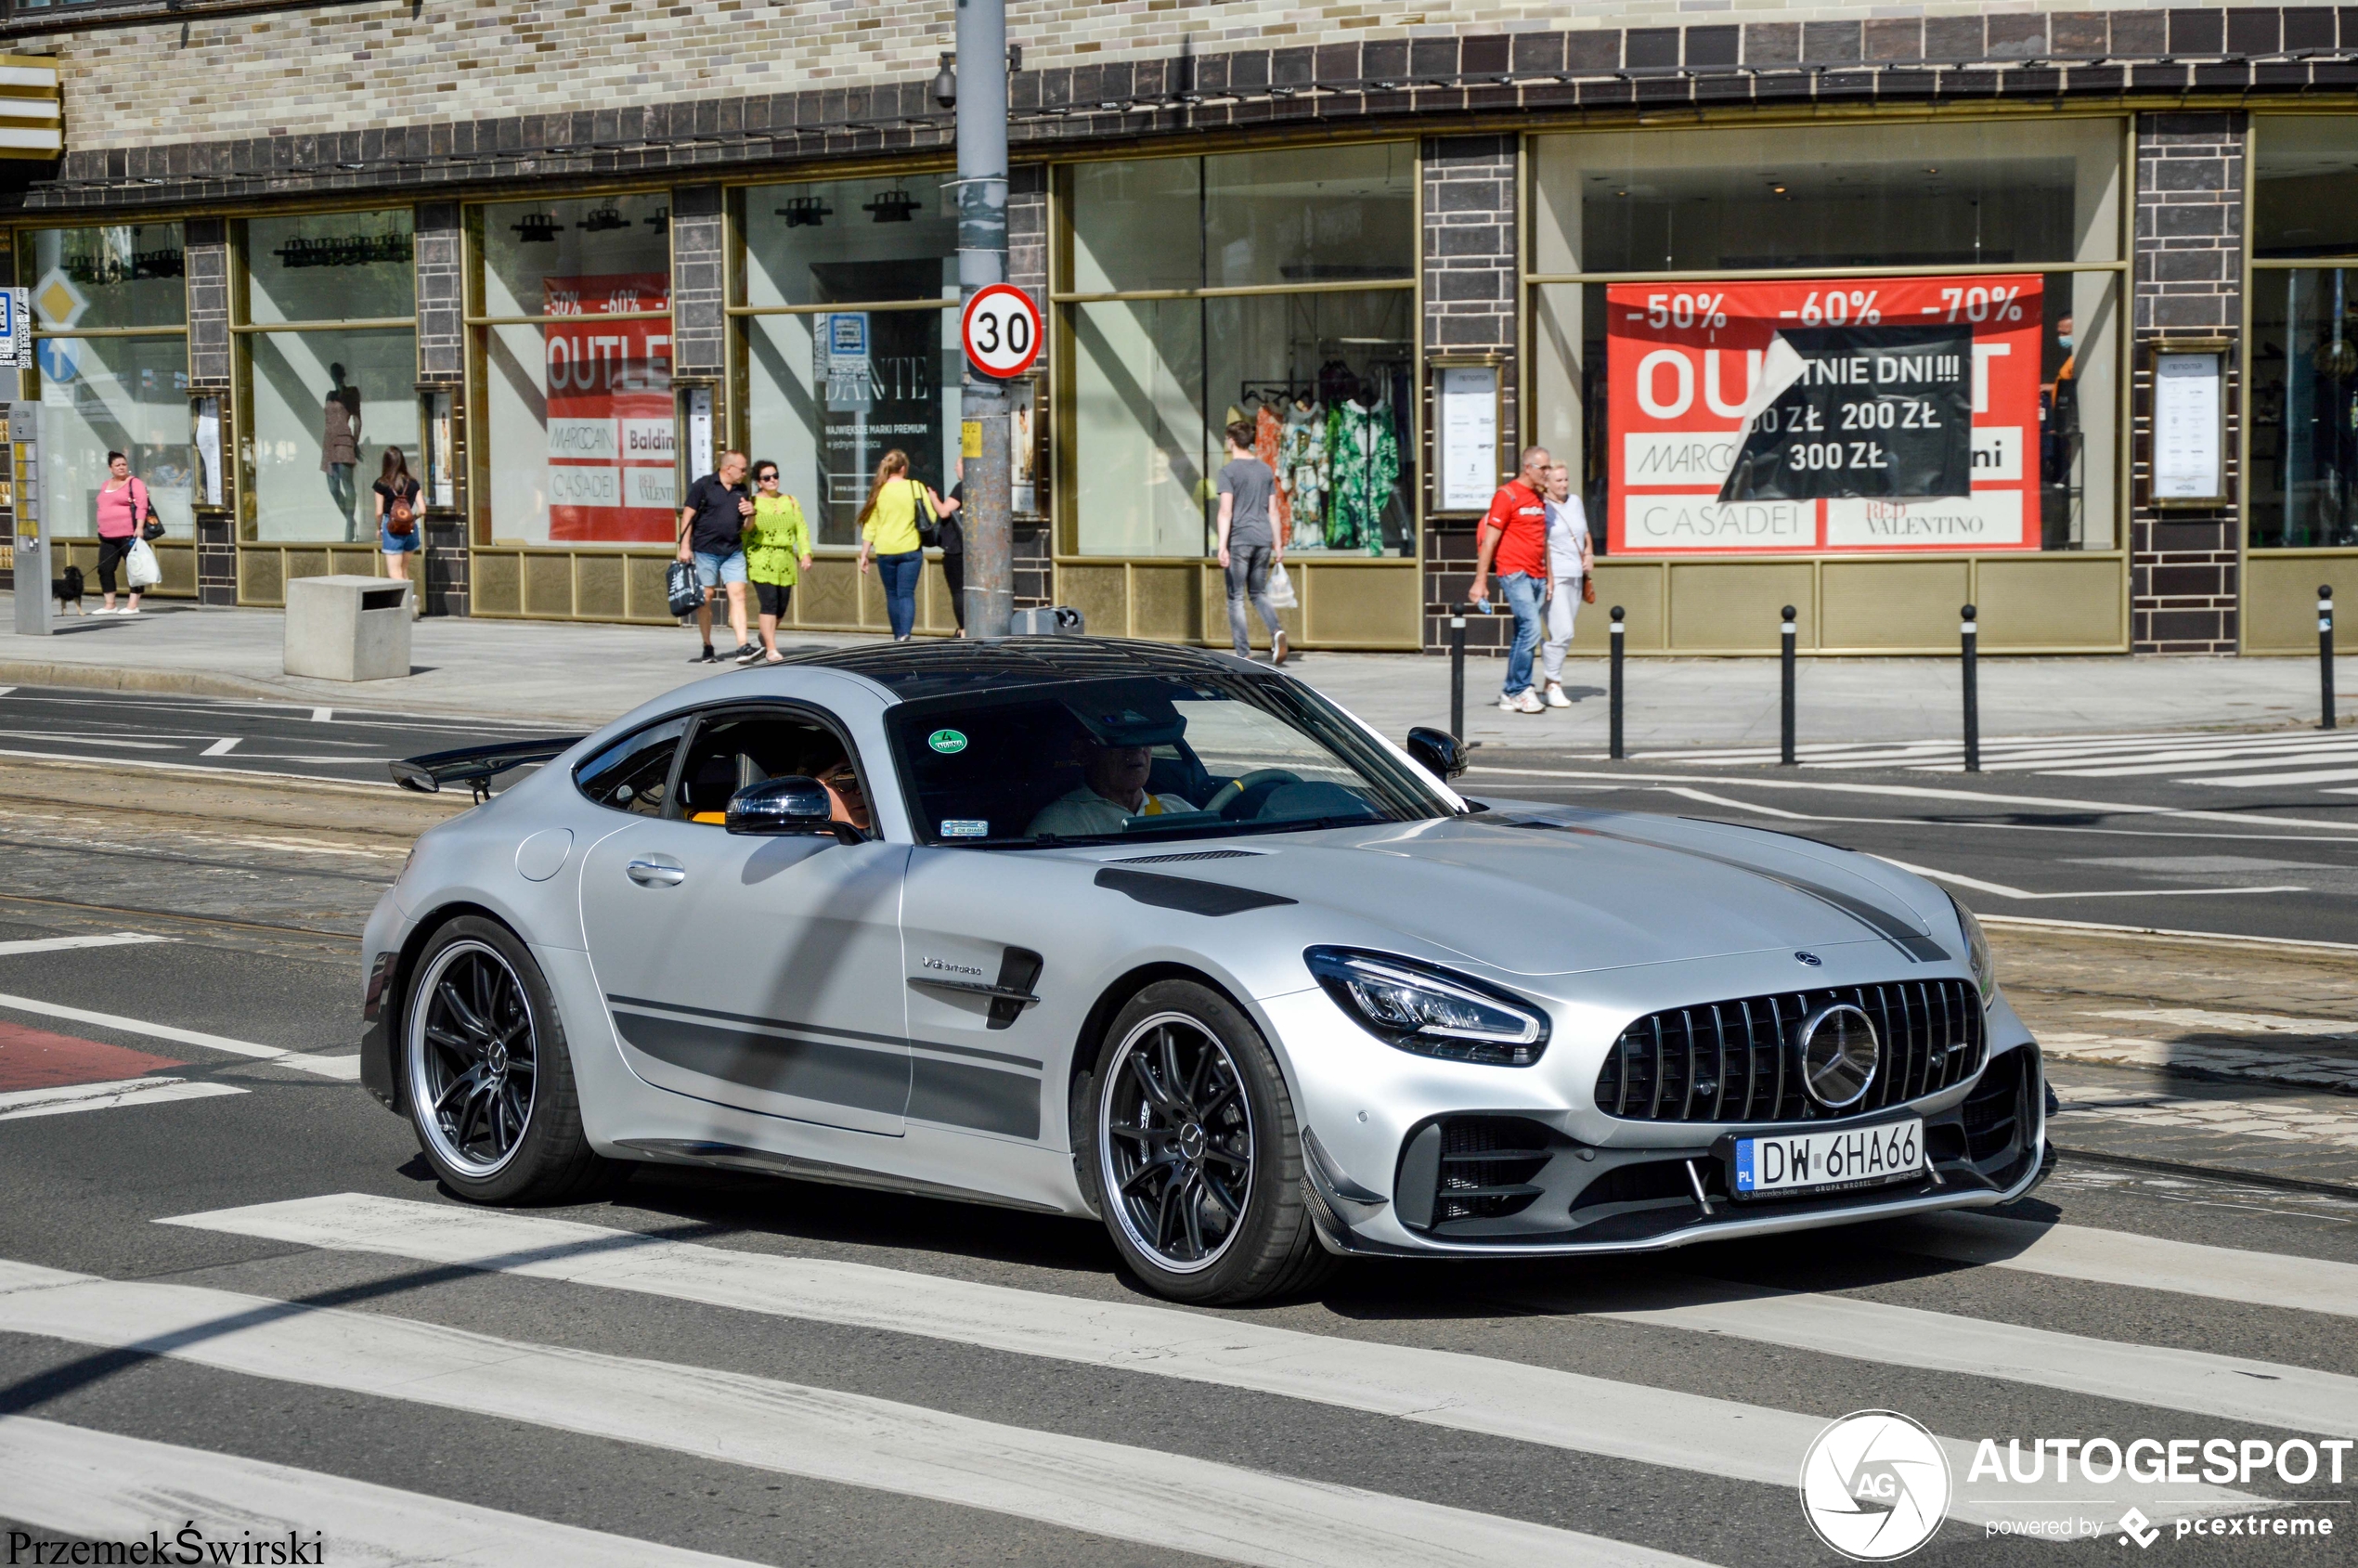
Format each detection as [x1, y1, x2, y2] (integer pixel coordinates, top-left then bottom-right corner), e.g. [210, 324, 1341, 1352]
[1080, 980, 1335, 1304]
[403, 915, 605, 1204]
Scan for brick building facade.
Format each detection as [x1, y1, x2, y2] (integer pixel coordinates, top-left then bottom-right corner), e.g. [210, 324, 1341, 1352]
[3, 3, 2352, 657]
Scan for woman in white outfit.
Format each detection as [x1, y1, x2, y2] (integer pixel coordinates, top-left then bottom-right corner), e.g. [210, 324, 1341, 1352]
[1539, 462, 1594, 708]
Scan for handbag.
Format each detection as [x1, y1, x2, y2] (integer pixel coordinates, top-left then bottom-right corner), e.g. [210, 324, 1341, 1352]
[1582, 577, 1597, 605]
[129, 478, 164, 541]
[913, 479, 940, 549]
[665, 559, 703, 618]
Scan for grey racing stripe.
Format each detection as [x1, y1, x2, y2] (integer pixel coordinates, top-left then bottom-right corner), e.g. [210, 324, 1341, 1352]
[1508, 820, 1950, 963]
[607, 992, 1043, 1069]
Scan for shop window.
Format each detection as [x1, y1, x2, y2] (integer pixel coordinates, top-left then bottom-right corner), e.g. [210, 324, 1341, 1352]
[1533, 120, 2118, 276]
[2252, 118, 2358, 260]
[22, 224, 191, 541]
[476, 193, 673, 546]
[239, 212, 420, 545]
[2249, 268, 2358, 548]
[738, 178, 957, 548]
[1529, 121, 2123, 559]
[1063, 144, 1417, 559]
[2250, 120, 2358, 551]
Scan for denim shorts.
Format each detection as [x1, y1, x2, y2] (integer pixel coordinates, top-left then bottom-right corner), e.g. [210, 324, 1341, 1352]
[693, 550, 747, 588]
[380, 528, 419, 554]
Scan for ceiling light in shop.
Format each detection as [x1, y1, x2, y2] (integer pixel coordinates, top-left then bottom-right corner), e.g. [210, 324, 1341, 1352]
[863, 188, 922, 223]
[778, 197, 833, 228]
[643, 206, 670, 236]
[577, 204, 630, 233]
[510, 214, 562, 244]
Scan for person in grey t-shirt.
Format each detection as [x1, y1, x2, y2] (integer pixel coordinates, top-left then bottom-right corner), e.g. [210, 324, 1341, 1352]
[1215, 420, 1287, 664]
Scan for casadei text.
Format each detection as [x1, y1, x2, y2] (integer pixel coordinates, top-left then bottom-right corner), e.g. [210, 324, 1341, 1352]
[5, 1524, 324, 1566]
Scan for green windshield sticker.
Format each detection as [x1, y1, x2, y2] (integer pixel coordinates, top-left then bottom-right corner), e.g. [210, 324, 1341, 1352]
[927, 730, 968, 755]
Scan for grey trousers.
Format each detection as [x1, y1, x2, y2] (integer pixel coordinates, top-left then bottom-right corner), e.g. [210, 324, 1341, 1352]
[1225, 544, 1282, 655]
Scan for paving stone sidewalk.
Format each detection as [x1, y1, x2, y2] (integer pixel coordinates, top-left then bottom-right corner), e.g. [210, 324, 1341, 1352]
[2046, 1060, 2358, 1192]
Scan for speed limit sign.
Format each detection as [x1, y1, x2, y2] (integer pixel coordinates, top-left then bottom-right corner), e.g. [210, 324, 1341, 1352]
[961, 283, 1042, 379]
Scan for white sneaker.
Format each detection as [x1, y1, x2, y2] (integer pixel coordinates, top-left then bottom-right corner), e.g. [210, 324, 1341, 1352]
[1514, 689, 1545, 715]
[1496, 694, 1522, 712]
[1544, 681, 1571, 708]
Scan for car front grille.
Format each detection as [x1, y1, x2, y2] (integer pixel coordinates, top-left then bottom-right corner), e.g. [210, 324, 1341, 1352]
[1593, 978, 1985, 1124]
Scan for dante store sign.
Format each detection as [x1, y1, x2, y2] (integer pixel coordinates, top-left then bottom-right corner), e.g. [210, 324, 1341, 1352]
[1607, 277, 2042, 555]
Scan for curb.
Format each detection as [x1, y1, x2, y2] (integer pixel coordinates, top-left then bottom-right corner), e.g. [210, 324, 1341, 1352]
[0, 659, 302, 704]
[2054, 1143, 2358, 1202]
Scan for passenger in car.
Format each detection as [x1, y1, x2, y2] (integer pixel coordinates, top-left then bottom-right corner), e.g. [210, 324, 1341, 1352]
[1024, 740, 1197, 837]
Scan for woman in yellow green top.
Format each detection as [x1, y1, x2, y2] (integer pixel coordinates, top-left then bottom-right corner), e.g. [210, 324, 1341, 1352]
[741, 459, 813, 665]
[853, 448, 945, 642]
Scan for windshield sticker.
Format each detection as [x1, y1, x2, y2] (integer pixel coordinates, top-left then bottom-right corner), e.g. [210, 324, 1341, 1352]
[940, 819, 989, 837]
[928, 729, 968, 754]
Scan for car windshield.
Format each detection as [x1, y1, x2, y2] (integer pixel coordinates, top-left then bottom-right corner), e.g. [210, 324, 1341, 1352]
[885, 671, 1456, 848]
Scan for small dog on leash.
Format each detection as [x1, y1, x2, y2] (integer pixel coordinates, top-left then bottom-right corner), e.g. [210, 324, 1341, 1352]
[50, 564, 84, 615]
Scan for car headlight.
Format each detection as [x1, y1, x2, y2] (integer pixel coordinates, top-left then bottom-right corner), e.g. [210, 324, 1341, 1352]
[1304, 947, 1548, 1066]
[1948, 891, 1997, 1008]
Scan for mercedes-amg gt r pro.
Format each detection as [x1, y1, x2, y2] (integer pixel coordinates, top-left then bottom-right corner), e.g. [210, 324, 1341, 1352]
[363, 639, 2047, 1303]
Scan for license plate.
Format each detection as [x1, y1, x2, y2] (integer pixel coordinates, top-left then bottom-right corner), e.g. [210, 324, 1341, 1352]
[1730, 1118, 1924, 1199]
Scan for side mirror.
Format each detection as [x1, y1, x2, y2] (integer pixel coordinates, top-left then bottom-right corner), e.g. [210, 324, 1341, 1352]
[724, 775, 862, 842]
[1405, 726, 1469, 782]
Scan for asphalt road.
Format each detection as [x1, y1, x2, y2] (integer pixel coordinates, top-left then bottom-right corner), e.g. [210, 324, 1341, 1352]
[0, 682, 573, 789]
[1466, 734, 2358, 948]
[0, 762, 2352, 1565]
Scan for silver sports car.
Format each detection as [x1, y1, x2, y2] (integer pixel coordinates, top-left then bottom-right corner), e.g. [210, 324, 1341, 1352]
[363, 639, 2047, 1303]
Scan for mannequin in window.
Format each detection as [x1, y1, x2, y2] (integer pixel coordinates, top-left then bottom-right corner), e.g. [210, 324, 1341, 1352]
[321, 363, 363, 540]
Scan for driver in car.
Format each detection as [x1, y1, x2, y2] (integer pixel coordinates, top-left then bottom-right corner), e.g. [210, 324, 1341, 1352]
[1025, 739, 1197, 837]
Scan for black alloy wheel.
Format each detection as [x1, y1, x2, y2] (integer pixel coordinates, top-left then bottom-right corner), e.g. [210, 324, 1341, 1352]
[1102, 1012, 1254, 1271]
[403, 915, 605, 1203]
[1082, 979, 1336, 1304]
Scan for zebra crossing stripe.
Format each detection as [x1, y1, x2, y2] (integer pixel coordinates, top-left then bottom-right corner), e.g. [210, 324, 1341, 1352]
[1573, 1280, 2358, 1438]
[1901, 1212, 2358, 1319]
[154, 1193, 2260, 1532]
[0, 1260, 1720, 1568]
[0, 1416, 771, 1568]
[0, 1076, 245, 1120]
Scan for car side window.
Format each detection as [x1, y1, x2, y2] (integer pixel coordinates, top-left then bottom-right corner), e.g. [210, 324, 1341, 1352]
[669, 708, 872, 835]
[574, 717, 690, 817]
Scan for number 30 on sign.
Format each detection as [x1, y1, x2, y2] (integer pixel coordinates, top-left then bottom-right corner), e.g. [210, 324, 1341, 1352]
[961, 284, 1041, 379]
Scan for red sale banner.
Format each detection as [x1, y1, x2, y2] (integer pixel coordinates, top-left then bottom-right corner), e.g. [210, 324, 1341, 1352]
[1605, 276, 2042, 555]
[543, 272, 676, 544]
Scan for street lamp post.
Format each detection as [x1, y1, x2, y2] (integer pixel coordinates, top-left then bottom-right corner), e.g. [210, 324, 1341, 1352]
[946, 0, 1012, 638]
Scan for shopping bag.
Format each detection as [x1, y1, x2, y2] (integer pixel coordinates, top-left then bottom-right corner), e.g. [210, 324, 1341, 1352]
[1264, 563, 1298, 609]
[125, 538, 162, 590]
[665, 559, 702, 618]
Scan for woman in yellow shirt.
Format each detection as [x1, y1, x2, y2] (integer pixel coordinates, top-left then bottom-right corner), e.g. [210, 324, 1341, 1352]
[854, 448, 943, 642]
[741, 460, 813, 664]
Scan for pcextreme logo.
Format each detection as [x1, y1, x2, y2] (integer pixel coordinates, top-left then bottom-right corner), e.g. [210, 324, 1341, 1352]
[1799, 1410, 1951, 1561]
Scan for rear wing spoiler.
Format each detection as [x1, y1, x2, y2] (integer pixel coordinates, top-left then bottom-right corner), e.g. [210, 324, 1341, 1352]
[390, 737, 584, 802]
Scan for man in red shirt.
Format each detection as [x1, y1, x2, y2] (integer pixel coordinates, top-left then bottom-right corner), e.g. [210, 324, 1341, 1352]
[1468, 445, 1554, 714]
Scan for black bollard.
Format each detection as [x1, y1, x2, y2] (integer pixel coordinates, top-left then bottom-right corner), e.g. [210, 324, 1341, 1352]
[1449, 603, 1468, 741]
[1780, 603, 1797, 766]
[1609, 606, 1626, 760]
[2322, 585, 2337, 732]
[1960, 603, 1980, 773]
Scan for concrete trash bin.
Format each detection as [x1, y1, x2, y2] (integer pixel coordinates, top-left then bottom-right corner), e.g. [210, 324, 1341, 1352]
[284, 575, 413, 682]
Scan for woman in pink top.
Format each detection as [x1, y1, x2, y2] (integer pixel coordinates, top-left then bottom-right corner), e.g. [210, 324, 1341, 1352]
[93, 450, 148, 616]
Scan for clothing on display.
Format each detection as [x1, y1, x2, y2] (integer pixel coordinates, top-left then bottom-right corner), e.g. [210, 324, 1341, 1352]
[1252, 403, 1291, 538]
[1324, 398, 1400, 554]
[322, 381, 362, 540]
[1234, 357, 1406, 553]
